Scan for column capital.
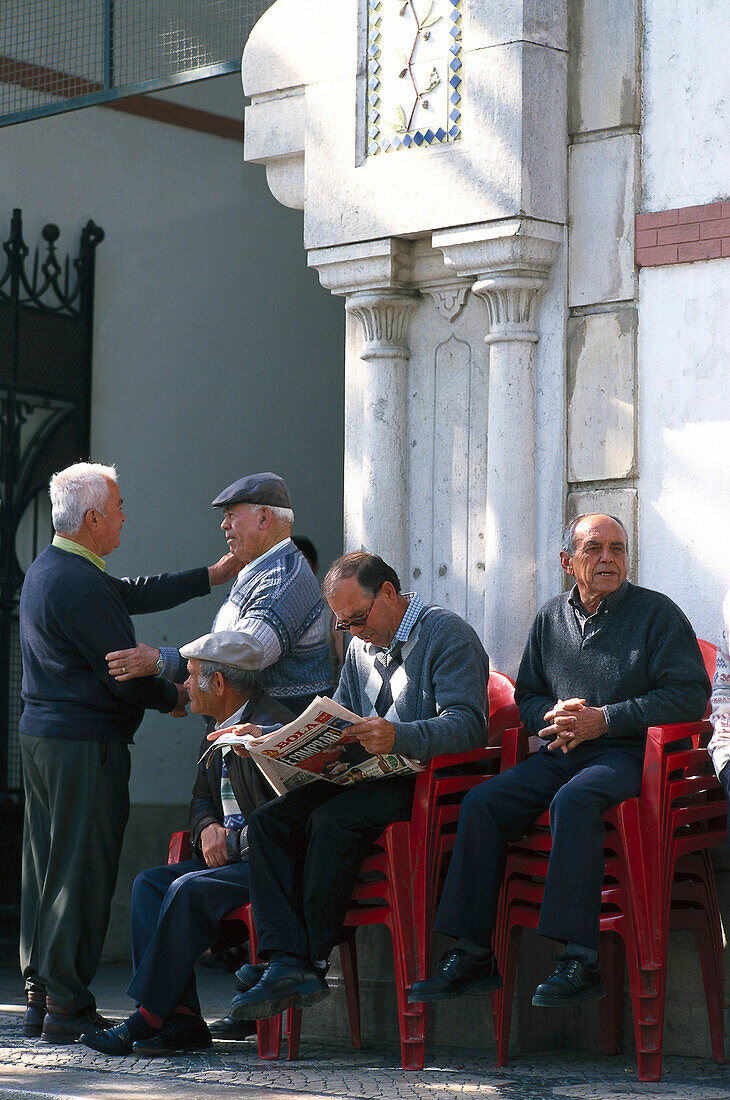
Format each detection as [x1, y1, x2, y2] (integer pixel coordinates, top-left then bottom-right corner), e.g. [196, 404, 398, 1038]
[433, 217, 562, 342]
[345, 291, 419, 360]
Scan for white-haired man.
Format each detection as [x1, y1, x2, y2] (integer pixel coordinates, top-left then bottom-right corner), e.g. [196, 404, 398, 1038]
[19, 462, 239, 1044]
[106, 472, 332, 717]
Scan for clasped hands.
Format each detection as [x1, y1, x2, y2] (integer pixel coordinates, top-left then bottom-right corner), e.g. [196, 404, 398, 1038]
[206, 716, 397, 758]
[539, 697, 607, 753]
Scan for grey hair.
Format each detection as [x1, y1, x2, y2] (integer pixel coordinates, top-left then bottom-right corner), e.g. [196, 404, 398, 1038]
[197, 660, 259, 693]
[245, 502, 294, 528]
[562, 514, 629, 556]
[49, 462, 118, 535]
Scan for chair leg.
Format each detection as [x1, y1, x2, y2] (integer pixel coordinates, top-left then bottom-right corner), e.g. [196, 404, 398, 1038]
[339, 933, 362, 1050]
[599, 932, 624, 1055]
[493, 926, 521, 1067]
[256, 1016, 283, 1060]
[284, 1006, 303, 1060]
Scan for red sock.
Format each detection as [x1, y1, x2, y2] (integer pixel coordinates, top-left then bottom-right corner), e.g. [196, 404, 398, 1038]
[139, 1005, 164, 1029]
[172, 1004, 196, 1017]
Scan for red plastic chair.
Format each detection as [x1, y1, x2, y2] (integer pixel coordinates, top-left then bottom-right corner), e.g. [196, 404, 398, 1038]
[169, 672, 520, 1067]
[491, 641, 726, 1081]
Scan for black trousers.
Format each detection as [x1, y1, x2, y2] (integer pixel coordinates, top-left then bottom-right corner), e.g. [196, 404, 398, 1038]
[247, 777, 415, 961]
[126, 858, 250, 1020]
[435, 742, 645, 951]
[20, 736, 130, 1013]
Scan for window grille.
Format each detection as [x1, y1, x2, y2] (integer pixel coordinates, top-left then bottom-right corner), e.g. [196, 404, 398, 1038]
[0, 1, 272, 127]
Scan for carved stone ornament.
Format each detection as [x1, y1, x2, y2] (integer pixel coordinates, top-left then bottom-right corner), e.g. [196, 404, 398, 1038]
[346, 291, 419, 359]
[420, 282, 469, 322]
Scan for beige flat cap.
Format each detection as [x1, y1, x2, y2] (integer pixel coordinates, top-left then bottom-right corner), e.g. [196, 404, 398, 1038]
[179, 631, 264, 670]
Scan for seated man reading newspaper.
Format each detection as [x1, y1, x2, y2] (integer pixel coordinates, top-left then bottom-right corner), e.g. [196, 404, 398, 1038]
[81, 631, 291, 1056]
[209, 551, 489, 1021]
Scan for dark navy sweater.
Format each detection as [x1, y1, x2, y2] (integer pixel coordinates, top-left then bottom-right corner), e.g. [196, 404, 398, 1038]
[19, 545, 210, 743]
[515, 581, 711, 743]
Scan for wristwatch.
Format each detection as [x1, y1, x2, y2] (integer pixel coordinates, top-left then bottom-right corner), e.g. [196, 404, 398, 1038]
[155, 653, 164, 675]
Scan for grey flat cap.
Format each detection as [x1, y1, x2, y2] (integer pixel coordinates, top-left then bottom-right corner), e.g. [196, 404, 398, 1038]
[211, 472, 292, 510]
[179, 631, 264, 670]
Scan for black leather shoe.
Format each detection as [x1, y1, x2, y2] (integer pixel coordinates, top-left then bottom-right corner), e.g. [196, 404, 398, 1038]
[233, 961, 267, 992]
[408, 949, 502, 1002]
[80, 1022, 137, 1054]
[23, 1001, 46, 1037]
[132, 1014, 212, 1056]
[208, 1014, 258, 1040]
[42, 1008, 112, 1045]
[229, 958, 329, 1020]
[531, 954, 606, 1007]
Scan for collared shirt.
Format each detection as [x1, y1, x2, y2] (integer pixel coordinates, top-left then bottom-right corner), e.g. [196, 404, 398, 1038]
[567, 580, 629, 638]
[52, 534, 106, 572]
[390, 591, 425, 650]
[216, 702, 248, 828]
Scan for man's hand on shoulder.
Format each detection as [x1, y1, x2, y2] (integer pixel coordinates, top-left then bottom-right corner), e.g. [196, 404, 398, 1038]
[539, 698, 607, 753]
[106, 642, 160, 680]
[208, 552, 243, 587]
[200, 823, 229, 867]
[347, 717, 396, 755]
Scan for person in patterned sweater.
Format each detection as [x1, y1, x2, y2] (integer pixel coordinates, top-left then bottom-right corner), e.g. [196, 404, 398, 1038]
[105, 472, 333, 715]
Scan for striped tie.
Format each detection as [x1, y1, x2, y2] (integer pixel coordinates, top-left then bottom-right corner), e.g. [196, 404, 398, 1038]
[373, 644, 403, 717]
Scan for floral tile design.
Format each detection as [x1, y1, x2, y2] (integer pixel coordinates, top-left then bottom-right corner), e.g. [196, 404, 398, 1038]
[367, 0, 462, 156]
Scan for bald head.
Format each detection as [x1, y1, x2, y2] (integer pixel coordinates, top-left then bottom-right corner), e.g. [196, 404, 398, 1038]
[559, 514, 629, 614]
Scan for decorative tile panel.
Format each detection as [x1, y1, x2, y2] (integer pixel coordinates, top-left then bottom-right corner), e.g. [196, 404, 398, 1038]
[367, 0, 462, 156]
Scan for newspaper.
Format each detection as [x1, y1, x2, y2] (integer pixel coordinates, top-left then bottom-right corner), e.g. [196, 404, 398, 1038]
[201, 695, 424, 797]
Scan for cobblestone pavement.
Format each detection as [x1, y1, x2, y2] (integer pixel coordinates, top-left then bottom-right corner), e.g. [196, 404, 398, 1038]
[1, 967, 728, 1100]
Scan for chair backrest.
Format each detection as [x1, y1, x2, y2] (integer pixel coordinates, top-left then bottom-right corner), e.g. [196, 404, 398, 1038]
[698, 639, 717, 718]
[487, 671, 520, 746]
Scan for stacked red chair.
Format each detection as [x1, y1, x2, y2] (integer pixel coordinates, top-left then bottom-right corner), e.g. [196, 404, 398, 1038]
[490, 641, 726, 1081]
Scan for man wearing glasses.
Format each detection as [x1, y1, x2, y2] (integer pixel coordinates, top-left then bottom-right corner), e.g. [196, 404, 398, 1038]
[218, 550, 489, 1020]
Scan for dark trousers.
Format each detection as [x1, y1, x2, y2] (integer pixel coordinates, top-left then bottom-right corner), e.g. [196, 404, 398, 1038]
[247, 776, 415, 961]
[435, 742, 645, 951]
[126, 858, 251, 1020]
[20, 736, 131, 1012]
[720, 761, 730, 840]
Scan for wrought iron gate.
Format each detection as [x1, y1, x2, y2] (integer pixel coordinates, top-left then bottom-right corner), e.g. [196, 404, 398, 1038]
[0, 209, 104, 961]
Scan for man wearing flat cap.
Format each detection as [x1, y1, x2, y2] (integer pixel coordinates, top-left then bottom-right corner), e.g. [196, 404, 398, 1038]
[82, 631, 292, 1057]
[106, 471, 332, 716]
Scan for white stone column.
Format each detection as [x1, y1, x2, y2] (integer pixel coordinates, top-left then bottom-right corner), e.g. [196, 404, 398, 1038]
[345, 292, 418, 575]
[435, 220, 562, 674]
[308, 240, 418, 581]
[472, 275, 542, 674]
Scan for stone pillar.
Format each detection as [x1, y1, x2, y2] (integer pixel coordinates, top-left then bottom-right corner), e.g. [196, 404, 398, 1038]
[345, 292, 418, 575]
[435, 220, 561, 673]
[309, 241, 418, 581]
[471, 275, 543, 673]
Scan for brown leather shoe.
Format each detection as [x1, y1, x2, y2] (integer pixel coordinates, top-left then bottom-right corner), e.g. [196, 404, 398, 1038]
[42, 1007, 113, 1044]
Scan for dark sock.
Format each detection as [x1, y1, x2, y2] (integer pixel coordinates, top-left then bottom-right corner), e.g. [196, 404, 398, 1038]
[565, 943, 598, 965]
[456, 938, 494, 962]
[125, 1008, 162, 1040]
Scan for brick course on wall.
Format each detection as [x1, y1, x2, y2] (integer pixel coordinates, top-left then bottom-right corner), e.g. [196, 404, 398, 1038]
[636, 201, 730, 267]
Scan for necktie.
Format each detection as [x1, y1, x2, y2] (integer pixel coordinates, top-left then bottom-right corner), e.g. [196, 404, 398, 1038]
[373, 644, 403, 717]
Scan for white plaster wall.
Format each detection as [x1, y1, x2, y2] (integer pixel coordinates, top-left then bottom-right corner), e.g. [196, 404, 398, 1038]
[1, 82, 345, 805]
[642, 0, 730, 210]
[638, 261, 730, 641]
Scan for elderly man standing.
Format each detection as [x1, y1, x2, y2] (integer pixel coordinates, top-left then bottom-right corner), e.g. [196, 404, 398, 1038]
[220, 550, 489, 1021]
[410, 513, 711, 1007]
[81, 631, 291, 1056]
[106, 472, 332, 716]
[19, 462, 238, 1043]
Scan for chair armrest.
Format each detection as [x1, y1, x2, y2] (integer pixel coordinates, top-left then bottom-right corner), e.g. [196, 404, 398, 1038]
[168, 830, 192, 864]
[500, 727, 528, 770]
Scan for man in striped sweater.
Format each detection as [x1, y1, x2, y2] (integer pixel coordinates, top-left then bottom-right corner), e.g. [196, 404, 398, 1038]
[105, 472, 333, 715]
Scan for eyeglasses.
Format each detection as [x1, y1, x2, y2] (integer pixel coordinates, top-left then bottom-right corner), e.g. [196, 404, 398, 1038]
[333, 588, 381, 632]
